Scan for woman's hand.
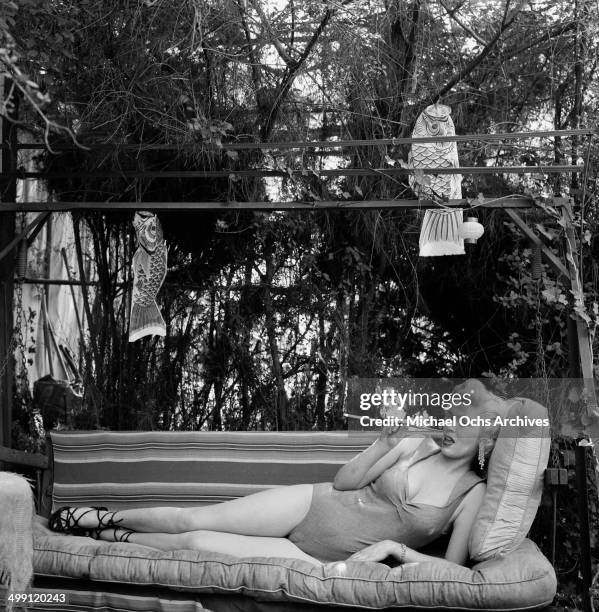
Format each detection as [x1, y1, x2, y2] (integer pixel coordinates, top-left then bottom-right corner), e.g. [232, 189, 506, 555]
[377, 423, 407, 450]
[348, 540, 401, 563]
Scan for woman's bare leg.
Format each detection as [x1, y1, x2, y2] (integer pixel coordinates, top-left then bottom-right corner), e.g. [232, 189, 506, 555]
[98, 527, 322, 564]
[64, 484, 314, 536]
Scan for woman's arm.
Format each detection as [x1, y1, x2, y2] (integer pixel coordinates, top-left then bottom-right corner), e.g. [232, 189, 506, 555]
[348, 482, 487, 566]
[333, 431, 421, 491]
[442, 482, 486, 564]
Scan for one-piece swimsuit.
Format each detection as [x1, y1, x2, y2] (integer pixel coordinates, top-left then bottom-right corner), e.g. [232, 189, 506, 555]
[287, 439, 483, 562]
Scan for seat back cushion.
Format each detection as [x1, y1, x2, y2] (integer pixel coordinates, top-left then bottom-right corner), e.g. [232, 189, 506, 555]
[49, 431, 374, 511]
[468, 397, 550, 562]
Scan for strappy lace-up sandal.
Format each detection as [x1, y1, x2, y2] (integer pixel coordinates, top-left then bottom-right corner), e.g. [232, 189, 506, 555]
[48, 506, 123, 535]
[98, 527, 134, 543]
[67, 526, 135, 542]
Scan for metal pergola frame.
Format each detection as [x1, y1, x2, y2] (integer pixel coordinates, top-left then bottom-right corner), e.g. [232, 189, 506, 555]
[1, 114, 598, 608]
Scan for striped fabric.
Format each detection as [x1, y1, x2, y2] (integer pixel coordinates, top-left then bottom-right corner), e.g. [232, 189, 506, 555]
[7, 578, 213, 612]
[50, 431, 376, 512]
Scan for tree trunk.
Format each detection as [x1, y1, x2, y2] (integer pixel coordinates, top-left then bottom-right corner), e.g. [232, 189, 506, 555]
[387, 0, 421, 133]
[239, 260, 253, 429]
[263, 243, 288, 429]
[207, 287, 222, 431]
[314, 311, 327, 430]
[336, 288, 352, 419]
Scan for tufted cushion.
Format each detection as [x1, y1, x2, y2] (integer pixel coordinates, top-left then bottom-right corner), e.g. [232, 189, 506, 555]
[468, 398, 550, 562]
[33, 533, 556, 610]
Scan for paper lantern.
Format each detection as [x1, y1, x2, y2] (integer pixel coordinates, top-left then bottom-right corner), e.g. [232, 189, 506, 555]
[419, 208, 465, 256]
[460, 216, 484, 244]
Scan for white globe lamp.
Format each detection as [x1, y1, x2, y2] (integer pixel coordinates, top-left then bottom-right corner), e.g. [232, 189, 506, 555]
[461, 216, 484, 244]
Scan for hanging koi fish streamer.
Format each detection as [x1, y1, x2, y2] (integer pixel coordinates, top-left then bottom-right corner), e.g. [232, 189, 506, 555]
[129, 211, 168, 342]
[409, 104, 466, 256]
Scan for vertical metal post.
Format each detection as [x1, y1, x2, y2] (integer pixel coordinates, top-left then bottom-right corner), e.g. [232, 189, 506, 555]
[0, 77, 18, 448]
[575, 444, 593, 612]
[562, 200, 597, 612]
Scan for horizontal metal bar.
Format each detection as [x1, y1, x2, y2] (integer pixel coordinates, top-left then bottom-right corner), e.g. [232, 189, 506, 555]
[7, 164, 585, 179]
[0, 197, 567, 212]
[17, 278, 299, 292]
[17, 277, 103, 286]
[0, 445, 48, 470]
[5, 128, 596, 151]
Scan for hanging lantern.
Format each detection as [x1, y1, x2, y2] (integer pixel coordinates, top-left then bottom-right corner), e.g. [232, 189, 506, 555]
[460, 216, 484, 245]
[419, 208, 465, 257]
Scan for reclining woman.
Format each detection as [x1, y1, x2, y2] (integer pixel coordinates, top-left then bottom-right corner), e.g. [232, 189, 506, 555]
[48, 395, 504, 567]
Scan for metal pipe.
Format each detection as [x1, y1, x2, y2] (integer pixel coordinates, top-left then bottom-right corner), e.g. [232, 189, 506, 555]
[0, 196, 567, 213]
[575, 444, 593, 612]
[4, 164, 586, 179]
[6, 127, 595, 151]
[18, 277, 128, 287]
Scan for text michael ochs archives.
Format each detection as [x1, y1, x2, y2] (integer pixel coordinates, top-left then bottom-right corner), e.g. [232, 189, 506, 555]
[357, 414, 550, 428]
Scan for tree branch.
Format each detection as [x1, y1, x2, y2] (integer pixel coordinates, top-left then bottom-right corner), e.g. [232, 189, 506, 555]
[437, 0, 487, 45]
[261, 6, 336, 139]
[503, 20, 576, 60]
[247, 0, 295, 67]
[235, 0, 263, 99]
[405, 0, 421, 83]
[431, 0, 523, 101]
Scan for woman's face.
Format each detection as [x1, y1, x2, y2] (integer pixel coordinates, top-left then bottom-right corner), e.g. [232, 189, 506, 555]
[438, 402, 494, 461]
[439, 416, 480, 460]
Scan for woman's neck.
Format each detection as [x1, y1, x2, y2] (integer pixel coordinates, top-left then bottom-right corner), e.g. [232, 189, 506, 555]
[429, 450, 473, 475]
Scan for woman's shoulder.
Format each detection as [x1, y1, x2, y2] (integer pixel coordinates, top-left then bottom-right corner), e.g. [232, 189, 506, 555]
[448, 479, 486, 525]
[457, 479, 486, 510]
[448, 470, 486, 509]
[466, 479, 487, 496]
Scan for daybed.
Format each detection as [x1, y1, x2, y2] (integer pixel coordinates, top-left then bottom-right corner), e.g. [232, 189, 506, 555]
[2, 399, 556, 612]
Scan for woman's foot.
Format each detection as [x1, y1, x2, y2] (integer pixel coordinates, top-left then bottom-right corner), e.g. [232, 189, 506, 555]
[97, 527, 134, 543]
[48, 506, 123, 534]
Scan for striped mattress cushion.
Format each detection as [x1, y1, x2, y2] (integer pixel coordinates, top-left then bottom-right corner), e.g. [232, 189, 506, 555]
[49, 431, 375, 512]
[7, 578, 214, 612]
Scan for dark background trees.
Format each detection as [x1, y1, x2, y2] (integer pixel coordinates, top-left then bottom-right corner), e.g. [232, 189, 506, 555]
[4, 0, 597, 431]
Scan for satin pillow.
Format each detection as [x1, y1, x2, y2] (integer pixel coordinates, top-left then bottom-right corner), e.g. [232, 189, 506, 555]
[468, 397, 550, 562]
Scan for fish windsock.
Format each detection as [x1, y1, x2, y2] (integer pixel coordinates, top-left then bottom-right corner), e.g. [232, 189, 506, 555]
[129, 211, 168, 342]
[409, 104, 465, 256]
[408, 103, 462, 200]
